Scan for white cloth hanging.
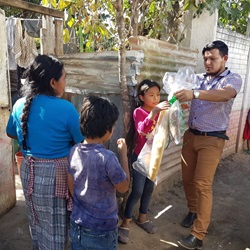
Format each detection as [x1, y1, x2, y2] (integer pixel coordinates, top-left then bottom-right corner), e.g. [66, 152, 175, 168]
[6, 17, 17, 70]
[14, 18, 38, 68]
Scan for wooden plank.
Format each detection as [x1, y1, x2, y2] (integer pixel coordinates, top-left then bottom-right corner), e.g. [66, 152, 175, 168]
[55, 19, 64, 56]
[42, 16, 55, 55]
[40, 28, 48, 55]
[0, 0, 64, 18]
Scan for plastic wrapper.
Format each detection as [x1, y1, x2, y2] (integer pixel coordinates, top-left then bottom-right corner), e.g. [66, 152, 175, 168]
[163, 66, 200, 102]
[169, 100, 183, 145]
[132, 133, 154, 178]
[162, 66, 199, 144]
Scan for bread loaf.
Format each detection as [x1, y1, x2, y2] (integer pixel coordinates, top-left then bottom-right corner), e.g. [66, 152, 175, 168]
[149, 110, 169, 181]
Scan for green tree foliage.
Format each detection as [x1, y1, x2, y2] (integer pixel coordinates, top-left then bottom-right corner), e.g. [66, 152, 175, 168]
[44, 0, 250, 51]
[4, 0, 249, 51]
[41, 0, 118, 52]
[219, 0, 250, 34]
[40, 0, 192, 51]
[123, 0, 183, 43]
[196, 0, 250, 35]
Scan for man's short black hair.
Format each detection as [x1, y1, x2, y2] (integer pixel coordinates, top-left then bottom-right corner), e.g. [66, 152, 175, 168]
[202, 40, 228, 57]
[80, 95, 119, 139]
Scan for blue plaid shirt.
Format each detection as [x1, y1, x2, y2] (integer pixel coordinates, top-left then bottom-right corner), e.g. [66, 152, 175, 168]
[189, 69, 242, 132]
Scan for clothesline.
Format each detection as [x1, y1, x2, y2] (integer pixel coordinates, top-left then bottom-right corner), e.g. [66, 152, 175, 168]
[6, 17, 42, 20]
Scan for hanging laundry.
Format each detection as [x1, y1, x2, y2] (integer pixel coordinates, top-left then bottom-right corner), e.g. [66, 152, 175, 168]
[14, 18, 38, 68]
[6, 17, 17, 70]
[24, 19, 42, 38]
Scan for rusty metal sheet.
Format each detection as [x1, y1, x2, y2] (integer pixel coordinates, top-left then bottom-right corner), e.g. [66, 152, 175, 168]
[128, 36, 198, 85]
[59, 51, 144, 94]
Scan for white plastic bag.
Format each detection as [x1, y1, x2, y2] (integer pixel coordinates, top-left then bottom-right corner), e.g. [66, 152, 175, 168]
[133, 110, 169, 183]
[133, 132, 154, 178]
[168, 100, 183, 145]
[162, 66, 199, 144]
[163, 66, 200, 102]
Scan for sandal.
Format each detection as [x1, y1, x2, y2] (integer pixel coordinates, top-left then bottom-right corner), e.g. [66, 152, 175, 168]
[136, 220, 157, 234]
[118, 226, 129, 244]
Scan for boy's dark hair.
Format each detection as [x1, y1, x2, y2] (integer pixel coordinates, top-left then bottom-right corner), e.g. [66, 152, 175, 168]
[80, 95, 119, 139]
[202, 40, 228, 57]
[136, 79, 161, 106]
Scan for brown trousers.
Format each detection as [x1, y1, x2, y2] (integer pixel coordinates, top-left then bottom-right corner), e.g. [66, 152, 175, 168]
[181, 130, 225, 240]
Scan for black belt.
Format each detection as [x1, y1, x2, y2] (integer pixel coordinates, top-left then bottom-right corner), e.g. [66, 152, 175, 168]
[189, 128, 229, 140]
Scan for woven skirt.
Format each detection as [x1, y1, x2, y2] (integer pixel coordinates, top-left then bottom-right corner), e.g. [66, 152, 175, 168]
[20, 156, 71, 250]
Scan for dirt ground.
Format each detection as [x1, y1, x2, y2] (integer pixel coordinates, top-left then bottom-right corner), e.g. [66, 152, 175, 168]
[0, 151, 250, 250]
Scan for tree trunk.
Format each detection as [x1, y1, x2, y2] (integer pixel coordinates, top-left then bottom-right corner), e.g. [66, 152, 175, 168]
[130, 0, 139, 36]
[116, 0, 133, 217]
[116, 0, 131, 137]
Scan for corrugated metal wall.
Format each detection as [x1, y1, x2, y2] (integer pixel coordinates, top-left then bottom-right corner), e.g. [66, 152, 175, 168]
[59, 50, 144, 153]
[60, 50, 144, 95]
[59, 36, 198, 184]
[128, 36, 198, 86]
[128, 36, 198, 184]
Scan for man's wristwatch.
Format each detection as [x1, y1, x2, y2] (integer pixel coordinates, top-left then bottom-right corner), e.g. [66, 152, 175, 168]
[193, 90, 200, 99]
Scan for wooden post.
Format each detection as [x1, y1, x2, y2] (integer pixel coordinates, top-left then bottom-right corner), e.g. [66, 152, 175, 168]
[40, 27, 48, 55]
[40, 16, 48, 55]
[55, 19, 64, 56]
[246, 19, 250, 37]
[46, 16, 55, 55]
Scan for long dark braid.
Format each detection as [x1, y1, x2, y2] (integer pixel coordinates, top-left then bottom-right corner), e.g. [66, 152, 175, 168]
[20, 55, 64, 151]
[21, 93, 35, 150]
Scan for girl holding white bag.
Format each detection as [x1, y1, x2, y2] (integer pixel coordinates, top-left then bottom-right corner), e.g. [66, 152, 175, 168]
[118, 79, 170, 244]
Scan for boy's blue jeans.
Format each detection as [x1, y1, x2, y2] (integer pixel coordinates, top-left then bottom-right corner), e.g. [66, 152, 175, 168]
[124, 153, 155, 219]
[70, 220, 118, 250]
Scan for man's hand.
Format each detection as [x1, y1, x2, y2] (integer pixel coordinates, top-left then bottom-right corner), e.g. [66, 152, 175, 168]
[175, 86, 237, 103]
[174, 89, 194, 102]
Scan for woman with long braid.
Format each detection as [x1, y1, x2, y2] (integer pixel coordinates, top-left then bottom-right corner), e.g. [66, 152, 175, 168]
[6, 55, 84, 250]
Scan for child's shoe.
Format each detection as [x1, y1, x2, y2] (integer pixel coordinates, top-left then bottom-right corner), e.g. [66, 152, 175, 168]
[118, 227, 129, 244]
